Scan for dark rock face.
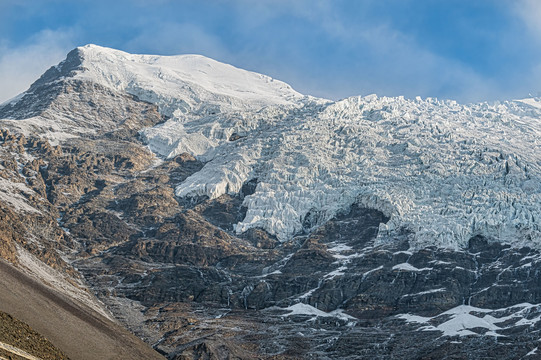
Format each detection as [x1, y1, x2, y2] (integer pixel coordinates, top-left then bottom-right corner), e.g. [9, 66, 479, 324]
[2, 78, 541, 359]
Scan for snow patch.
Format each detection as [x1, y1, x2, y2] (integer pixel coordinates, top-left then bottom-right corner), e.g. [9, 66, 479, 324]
[0, 178, 41, 214]
[328, 244, 353, 253]
[283, 303, 356, 321]
[1, 117, 82, 146]
[392, 263, 433, 272]
[398, 303, 541, 338]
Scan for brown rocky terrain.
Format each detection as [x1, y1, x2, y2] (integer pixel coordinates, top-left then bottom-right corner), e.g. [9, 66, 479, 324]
[0, 310, 68, 360]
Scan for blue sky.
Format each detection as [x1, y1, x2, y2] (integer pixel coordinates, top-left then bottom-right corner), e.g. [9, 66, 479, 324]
[1, 0, 541, 103]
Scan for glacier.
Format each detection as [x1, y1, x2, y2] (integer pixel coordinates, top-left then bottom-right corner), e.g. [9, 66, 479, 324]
[3, 44, 541, 249]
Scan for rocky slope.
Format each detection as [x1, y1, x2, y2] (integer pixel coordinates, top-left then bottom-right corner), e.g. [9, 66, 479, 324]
[0, 44, 540, 359]
[0, 310, 68, 360]
[0, 259, 164, 360]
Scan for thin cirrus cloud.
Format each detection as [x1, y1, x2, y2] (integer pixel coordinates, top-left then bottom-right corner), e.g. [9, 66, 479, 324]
[0, 1, 540, 103]
[512, 0, 541, 97]
[214, 1, 500, 102]
[123, 22, 234, 62]
[516, 0, 541, 38]
[0, 29, 76, 103]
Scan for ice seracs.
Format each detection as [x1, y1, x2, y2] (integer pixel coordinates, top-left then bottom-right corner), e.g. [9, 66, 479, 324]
[2, 44, 541, 250]
[158, 93, 541, 249]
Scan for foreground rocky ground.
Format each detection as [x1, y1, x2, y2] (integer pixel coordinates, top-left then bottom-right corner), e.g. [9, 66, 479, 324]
[0, 72, 540, 359]
[0, 310, 68, 360]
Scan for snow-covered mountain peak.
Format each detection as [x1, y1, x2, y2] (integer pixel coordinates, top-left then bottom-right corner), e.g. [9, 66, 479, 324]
[50, 44, 306, 115]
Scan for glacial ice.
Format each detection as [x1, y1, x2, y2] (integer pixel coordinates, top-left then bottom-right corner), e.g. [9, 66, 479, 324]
[4, 45, 541, 249]
[145, 93, 541, 249]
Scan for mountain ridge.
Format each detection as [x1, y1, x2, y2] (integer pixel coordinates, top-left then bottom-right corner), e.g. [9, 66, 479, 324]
[1, 44, 541, 249]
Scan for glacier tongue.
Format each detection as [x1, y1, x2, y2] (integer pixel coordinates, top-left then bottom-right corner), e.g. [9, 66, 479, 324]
[145, 92, 541, 248]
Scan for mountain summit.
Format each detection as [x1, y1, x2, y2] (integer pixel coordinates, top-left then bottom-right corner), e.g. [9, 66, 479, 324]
[29, 44, 304, 112]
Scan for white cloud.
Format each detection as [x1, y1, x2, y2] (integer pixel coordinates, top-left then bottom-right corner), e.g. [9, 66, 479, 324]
[0, 29, 75, 103]
[215, 1, 498, 102]
[515, 0, 541, 39]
